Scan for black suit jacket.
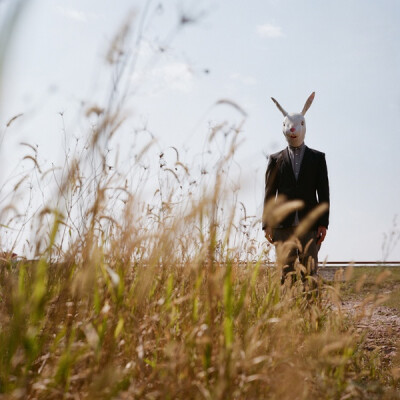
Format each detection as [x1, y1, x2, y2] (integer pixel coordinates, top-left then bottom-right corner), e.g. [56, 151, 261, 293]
[262, 146, 329, 230]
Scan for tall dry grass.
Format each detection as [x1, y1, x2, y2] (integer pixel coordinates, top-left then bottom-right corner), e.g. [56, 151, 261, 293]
[1, 107, 398, 398]
[0, 6, 399, 400]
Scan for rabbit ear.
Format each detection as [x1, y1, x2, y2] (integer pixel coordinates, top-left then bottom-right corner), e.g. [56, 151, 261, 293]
[271, 97, 288, 117]
[301, 92, 315, 115]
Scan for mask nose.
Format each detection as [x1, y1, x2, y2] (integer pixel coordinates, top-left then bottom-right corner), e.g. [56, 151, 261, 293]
[290, 127, 296, 133]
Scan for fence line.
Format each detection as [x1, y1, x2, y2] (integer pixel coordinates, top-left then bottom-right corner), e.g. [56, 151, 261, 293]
[246, 261, 400, 268]
[258, 261, 400, 268]
[1, 258, 400, 268]
[321, 261, 400, 268]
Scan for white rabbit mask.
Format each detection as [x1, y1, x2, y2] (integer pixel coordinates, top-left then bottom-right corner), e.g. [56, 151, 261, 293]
[271, 92, 315, 148]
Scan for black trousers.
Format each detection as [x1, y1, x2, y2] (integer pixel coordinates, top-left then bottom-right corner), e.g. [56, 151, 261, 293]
[273, 227, 320, 279]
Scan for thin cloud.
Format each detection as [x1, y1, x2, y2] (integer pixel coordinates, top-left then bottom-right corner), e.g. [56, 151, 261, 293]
[131, 61, 195, 95]
[57, 6, 88, 23]
[256, 23, 284, 38]
[230, 73, 257, 85]
[153, 62, 194, 93]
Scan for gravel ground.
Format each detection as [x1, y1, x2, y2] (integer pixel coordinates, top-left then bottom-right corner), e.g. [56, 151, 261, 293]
[341, 301, 400, 366]
[319, 267, 400, 367]
[318, 267, 345, 281]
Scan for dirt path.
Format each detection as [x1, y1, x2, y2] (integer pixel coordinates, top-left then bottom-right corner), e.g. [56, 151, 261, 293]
[319, 267, 345, 282]
[285, 268, 399, 362]
[319, 268, 400, 366]
[341, 300, 400, 365]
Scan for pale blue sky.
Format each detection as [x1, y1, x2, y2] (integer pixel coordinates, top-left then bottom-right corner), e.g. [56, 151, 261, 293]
[1, 0, 400, 260]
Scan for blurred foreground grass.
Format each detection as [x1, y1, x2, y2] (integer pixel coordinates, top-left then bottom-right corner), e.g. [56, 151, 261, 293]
[1, 258, 400, 399]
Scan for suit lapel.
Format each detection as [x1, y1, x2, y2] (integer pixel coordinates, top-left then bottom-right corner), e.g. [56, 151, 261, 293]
[282, 148, 296, 183]
[297, 146, 310, 183]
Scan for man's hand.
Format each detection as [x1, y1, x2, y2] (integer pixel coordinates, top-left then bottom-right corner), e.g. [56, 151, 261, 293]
[264, 227, 274, 244]
[317, 226, 327, 246]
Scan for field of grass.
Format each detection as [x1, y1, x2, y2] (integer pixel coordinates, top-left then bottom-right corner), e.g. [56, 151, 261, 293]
[1, 257, 400, 399]
[0, 8, 399, 398]
[0, 69, 399, 400]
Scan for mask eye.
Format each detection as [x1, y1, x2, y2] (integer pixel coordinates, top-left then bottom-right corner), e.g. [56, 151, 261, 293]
[301, 121, 304, 126]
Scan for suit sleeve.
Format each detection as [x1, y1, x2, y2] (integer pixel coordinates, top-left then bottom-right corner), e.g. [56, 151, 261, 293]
[316, 153, 330, 228]
[262, 156, 278, 230]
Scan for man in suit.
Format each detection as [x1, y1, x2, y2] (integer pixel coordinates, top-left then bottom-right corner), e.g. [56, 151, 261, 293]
[262, 92, 329, 281]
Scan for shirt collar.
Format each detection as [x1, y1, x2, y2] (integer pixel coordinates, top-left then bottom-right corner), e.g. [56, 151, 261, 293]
[288, 142, 305, 152]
